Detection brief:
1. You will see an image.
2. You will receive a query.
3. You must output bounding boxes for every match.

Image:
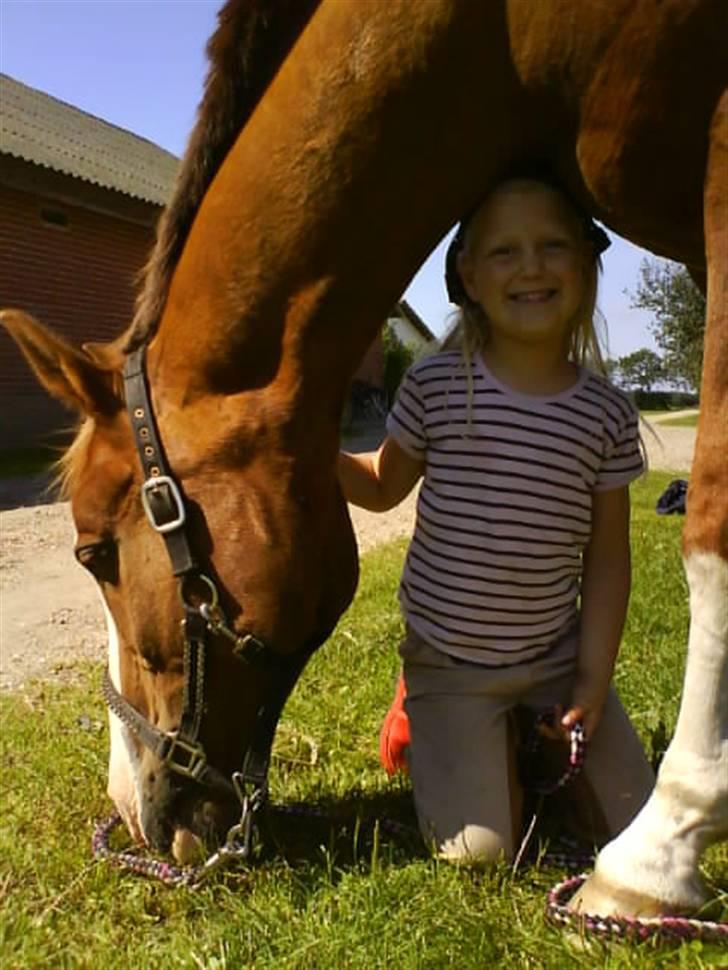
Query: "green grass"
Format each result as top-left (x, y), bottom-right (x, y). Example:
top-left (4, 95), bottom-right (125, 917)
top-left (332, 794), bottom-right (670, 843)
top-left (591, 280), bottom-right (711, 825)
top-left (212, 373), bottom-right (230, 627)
top-left (658, 414), bottom-right (700, 428)
top-left (639, 410), bottom-right (700, 429)
top-left (639, 408), bottom-right (697, 417)
top-left (1, 472), bottom-right (726, 969)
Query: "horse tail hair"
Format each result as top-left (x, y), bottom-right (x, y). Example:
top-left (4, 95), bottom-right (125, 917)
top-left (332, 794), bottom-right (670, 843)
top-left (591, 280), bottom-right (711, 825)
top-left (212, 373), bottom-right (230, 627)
top-left (125, 0), bottom-right (320, 352)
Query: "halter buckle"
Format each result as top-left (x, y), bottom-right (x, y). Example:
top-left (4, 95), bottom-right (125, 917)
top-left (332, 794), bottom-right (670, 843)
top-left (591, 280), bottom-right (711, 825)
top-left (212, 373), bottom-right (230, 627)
top-left (141, 476), bottom-right (186, 533)
top-left (162, 731), bottom-right (208, 781)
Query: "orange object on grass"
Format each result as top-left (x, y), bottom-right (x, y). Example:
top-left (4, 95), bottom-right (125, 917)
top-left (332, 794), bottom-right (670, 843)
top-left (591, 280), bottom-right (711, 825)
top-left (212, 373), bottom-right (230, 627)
top-left (379, 673), bottom-right (411, 776)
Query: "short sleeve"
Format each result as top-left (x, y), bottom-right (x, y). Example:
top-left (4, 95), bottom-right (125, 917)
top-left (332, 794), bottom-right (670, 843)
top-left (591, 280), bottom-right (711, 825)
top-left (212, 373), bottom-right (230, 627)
top-left (594, 398), bottom-right (644, 491)
top-left (386, 365), bottom-right (427, 459)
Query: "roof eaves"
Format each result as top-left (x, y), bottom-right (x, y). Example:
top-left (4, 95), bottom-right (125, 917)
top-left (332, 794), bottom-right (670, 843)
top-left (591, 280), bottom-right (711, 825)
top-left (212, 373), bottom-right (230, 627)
top-left (0, 73), bottom-right (178, 205)
top-left (396, 299), bottom-right (436, 342)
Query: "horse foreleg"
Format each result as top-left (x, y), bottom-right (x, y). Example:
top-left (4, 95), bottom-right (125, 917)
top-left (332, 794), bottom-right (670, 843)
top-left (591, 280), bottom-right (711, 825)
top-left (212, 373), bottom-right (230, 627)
top-left (571, 91), bottom-right (728, 918)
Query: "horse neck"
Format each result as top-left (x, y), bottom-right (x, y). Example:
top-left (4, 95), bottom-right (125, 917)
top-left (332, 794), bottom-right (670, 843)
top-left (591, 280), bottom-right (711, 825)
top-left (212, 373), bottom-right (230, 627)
top-left (147, 0), bottom-right (629, 414)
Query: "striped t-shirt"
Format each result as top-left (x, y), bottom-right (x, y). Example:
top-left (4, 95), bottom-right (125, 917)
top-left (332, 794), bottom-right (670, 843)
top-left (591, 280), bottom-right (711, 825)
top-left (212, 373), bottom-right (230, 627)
top-left (386, 351), bottom-right (643, 666)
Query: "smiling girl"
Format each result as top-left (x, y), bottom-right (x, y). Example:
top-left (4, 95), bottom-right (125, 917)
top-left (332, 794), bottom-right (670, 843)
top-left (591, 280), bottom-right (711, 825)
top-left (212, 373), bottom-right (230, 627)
top-left (338, 172), bottom-right (654, 864)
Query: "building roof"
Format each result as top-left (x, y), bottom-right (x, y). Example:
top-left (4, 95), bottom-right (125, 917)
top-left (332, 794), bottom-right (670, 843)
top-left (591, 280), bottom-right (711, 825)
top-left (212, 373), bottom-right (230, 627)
top-left (0, 73), bottom-right (178, 205)
top-left (395, 299), bottom-right (436, 343)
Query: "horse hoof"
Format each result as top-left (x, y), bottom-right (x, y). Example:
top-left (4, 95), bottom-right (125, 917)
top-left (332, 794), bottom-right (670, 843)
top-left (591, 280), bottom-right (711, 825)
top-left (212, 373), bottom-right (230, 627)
top-left (570, 872), bottom-right (672, 919)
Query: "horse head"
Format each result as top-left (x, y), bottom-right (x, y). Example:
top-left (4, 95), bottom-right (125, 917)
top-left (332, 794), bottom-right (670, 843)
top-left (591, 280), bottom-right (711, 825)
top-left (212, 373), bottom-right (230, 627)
top-left (1, 309), bottom-right (358, 861)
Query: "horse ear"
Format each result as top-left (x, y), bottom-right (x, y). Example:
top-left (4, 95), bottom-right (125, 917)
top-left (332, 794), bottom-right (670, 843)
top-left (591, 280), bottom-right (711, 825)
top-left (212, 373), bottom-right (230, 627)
top-left (1, 309), bottom-right (122, 417)
top-left (82, 332), bottom-right (127, 372)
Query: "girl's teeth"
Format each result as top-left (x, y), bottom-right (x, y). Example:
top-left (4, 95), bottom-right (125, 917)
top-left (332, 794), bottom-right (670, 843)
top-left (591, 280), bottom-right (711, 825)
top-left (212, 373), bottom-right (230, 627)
top-left (513, 291), bottom-right (553, 301)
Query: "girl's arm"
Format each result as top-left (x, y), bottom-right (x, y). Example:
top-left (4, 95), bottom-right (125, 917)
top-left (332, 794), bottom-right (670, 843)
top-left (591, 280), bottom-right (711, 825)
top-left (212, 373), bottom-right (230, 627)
top-left (562, 485), bottom-right (632, 740)
top-left (338, 435), bottom-right (424, 512)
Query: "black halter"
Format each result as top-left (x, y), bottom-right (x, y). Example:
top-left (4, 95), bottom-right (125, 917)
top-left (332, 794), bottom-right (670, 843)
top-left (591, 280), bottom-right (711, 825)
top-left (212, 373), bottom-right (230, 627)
top-left (102, 346), bottom-right (317, 853)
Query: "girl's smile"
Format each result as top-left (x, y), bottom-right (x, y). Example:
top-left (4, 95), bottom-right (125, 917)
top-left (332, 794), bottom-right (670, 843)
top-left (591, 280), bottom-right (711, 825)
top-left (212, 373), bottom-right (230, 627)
top-left (509, 289), bottom-right (557, 302)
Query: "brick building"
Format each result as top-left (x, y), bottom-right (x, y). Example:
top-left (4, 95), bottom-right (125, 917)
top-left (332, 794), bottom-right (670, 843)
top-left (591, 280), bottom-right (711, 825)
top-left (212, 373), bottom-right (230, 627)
top-left (0, 75), bottom-right (432, 450)
top-left (0, 74), bottom-right (179, 449)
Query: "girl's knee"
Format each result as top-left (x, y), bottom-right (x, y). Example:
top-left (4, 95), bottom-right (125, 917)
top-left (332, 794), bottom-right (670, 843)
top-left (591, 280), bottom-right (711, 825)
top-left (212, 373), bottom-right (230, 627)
top-left (435, 824), bottom-right (510, 866)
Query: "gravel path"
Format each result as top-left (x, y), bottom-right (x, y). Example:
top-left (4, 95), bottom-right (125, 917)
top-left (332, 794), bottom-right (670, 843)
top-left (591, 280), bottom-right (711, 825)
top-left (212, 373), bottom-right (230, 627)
top-left (0, 422), bottom-right (695, 691)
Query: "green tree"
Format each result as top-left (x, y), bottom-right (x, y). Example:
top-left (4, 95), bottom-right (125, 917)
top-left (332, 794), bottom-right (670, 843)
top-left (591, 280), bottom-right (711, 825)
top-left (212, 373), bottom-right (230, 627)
top-left (616, 348), bottom-right (665, 393)
top-left (629, 259), bottom-right (705, 391)
top-left (381, 323), bottom-right (414, 406)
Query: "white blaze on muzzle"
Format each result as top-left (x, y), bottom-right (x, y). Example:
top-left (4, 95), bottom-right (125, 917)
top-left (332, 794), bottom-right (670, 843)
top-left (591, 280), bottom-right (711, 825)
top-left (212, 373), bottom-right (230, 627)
top-left (99, 593), bottom-right (145, 843)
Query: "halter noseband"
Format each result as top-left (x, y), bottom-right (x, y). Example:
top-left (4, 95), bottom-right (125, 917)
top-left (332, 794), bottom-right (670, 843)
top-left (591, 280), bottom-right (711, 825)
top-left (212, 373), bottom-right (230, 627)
top-left (102, 347), bottom-right (317, 857)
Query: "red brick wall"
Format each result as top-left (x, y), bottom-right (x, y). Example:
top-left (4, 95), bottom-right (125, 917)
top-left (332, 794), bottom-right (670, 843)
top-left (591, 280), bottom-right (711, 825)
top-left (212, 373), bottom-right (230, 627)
top-left (0, 161), bottom-right (385, 450)
top-left (0, 175), bottom-right (158, 448)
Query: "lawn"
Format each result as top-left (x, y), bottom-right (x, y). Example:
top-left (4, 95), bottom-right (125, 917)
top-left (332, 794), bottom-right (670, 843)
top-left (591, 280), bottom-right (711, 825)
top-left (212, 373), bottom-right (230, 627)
top-left (1, 472), bottom-right (726, 969)
top-left (658, 414), bottom-right (700, 428)
top-left (639, 411), bottom-right (700, 429)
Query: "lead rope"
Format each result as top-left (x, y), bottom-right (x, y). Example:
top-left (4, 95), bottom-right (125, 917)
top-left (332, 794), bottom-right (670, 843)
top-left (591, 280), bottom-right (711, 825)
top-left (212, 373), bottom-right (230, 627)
top-left (92, 775), bottom-right (266, 888)
top-left (91, 718), bottom-right (728, 944)
top-left (91, 713), bottom-right (584, 886)
top-left (91, 801), bottom-right (411, 889)
top-left (546, 875), bottom-right (728, 944)
top-left (512, 716), bottom-right (589, 875)
top-left (514, 716), bottom-right (728, 944)
top-left (93, 813), bottom-right (207, 888)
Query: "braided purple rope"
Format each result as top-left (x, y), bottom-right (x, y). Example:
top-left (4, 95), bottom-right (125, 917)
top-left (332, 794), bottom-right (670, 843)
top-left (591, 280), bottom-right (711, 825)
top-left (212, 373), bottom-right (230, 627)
top-left (525, 717), bottom-right (586, 794)
top-left (93, 718), bottom-right (726, 949)
top-left (92, 717), bottom-right (587, 886)
top-left (523, 718), bottom-right (728, 944)
top-left (92, 812), bottom-right (203, 886)
top-left (94, 810), bottom-right (727, 944)
top-left (92, 802), bottom-right (412, 887)
top-left (546, 873), bottom-right (728, 944)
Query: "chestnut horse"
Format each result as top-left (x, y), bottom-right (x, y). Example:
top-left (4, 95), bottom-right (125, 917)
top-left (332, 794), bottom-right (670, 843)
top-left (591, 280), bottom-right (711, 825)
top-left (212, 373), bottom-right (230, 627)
top-left (2, 0), bottom-right (726, 919)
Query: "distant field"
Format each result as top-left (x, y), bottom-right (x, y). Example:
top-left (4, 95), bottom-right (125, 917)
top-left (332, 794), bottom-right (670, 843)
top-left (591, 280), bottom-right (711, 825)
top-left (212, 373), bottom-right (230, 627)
top-left (658, 413), bottom-right (700, 428)
top-left (640, 410), bottom-right (700, 427)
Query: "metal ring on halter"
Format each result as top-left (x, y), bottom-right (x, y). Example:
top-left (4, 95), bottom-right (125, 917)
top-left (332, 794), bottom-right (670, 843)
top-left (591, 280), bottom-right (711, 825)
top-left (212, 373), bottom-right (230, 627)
top-left (180, 573), bottom-right (219, 610)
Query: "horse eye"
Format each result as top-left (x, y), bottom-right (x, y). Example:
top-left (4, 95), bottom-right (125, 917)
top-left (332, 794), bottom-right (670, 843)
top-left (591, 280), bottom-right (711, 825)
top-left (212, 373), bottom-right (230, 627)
top-left (75, 540), bottom-right (118, 583)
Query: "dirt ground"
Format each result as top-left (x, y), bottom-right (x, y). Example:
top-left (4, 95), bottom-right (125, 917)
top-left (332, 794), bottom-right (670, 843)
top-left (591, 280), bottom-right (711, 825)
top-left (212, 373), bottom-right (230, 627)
top-left (0, 417), bottom-right (696, 692)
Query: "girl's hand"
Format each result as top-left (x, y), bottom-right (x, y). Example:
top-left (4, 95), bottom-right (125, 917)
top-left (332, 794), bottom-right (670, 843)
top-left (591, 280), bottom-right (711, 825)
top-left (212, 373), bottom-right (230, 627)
top-left (561, 702), bottom-right (602, 742)
top-left (562, 680), bottom-right (609, 741)
top-left (537, 697), bottom-right (605, 744)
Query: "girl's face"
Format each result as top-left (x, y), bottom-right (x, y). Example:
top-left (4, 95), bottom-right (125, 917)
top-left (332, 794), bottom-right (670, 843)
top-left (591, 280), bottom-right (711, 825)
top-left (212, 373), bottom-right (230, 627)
top-left (457, 180), bottom-right (590, 351)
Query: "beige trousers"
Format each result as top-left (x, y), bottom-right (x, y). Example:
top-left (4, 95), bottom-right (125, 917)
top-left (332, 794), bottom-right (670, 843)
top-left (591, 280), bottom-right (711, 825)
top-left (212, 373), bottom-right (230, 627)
top-left (399, 625), bottom-right (655, 863)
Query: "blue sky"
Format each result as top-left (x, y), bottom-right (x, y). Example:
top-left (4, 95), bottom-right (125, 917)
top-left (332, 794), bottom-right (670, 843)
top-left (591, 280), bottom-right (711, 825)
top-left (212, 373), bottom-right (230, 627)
top-left (1, 0), bottom-right (660, 357)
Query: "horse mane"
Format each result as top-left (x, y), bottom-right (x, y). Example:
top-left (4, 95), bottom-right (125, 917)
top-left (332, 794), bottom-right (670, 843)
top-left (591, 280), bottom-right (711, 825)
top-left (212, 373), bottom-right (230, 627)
top-left (54, 417), bottom-right (95, 500)
top-left (125, 0), bottom-right (320, 352)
